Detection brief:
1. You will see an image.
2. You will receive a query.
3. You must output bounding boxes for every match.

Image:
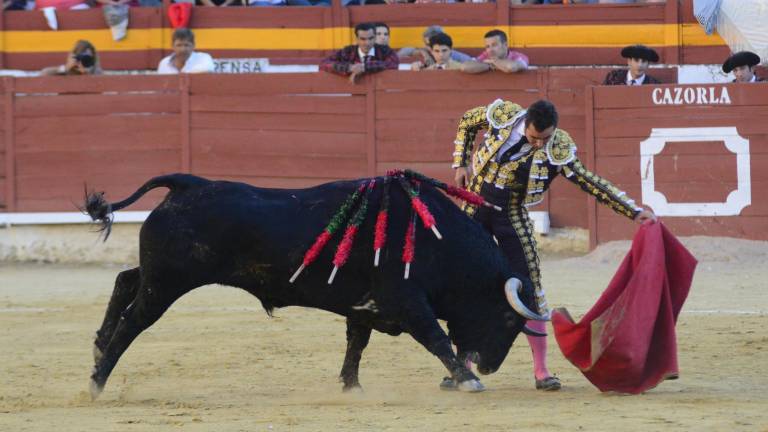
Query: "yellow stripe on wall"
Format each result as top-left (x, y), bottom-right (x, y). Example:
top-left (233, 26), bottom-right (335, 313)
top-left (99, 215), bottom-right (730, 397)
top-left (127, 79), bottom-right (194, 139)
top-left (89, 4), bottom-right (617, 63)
top-left (680, 23), bottom-right (727, 47)
top-left (0, 24), bottom-right (726, 53)
top-left (4, 29), bottom-right (167, 52)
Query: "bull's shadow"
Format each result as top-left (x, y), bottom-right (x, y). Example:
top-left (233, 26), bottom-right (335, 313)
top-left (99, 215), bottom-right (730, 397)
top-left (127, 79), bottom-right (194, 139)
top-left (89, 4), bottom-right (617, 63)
top-left (85, 172), bottom-right (545, 400)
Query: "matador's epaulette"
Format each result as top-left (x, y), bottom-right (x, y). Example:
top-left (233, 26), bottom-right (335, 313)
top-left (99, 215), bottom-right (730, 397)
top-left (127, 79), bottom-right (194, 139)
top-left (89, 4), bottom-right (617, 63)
top-left (546, 129), bottom-right (577, 166)
top-left (486, 99), bottom-right (524, 129)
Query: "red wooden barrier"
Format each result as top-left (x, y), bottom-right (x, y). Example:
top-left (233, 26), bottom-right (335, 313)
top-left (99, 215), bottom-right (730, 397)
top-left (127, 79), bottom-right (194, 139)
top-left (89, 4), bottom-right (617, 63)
top-left (0, 69), bottom-right (681, 234)
top-left (587, 83), bottom-right (768, 247)
top-left (8, 75), bottom-right (181, 211)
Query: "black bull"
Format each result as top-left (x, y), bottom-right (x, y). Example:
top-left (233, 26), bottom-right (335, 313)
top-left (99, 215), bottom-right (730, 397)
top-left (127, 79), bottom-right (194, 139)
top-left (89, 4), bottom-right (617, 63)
top-left (85, 173), bottom-right (546, 398)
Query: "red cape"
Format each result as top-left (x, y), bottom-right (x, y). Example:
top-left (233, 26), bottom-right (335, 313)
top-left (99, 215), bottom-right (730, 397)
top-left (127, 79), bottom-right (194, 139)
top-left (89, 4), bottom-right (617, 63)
top-left (551, 222), bottom-right (697, 394)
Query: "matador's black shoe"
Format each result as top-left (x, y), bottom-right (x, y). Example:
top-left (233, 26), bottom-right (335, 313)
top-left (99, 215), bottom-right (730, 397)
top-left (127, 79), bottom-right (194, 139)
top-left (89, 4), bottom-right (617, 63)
top-left (535, 375), bottom-right (562, 391)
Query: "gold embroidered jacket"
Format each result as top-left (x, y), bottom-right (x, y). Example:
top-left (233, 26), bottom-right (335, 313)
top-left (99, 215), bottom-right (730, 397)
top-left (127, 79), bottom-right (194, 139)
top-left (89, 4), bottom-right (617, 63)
top-left (452, 99), bottom-right (642, 219)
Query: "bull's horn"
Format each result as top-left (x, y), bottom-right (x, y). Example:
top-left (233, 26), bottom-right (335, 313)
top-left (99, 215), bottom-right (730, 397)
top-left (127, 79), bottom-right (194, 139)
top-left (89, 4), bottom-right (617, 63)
top-left (504, 278), bottom-right (549, 321)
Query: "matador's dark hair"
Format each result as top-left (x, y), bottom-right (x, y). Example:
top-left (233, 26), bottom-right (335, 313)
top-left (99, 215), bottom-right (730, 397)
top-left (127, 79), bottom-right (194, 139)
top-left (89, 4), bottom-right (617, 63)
top-left (525, 100), bottom-right (559, 131)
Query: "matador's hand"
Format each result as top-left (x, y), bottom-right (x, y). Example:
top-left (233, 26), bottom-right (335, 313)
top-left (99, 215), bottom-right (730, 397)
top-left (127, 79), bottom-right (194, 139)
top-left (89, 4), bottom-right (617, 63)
top-left (454, 167), bottom-right (469, 188)
top-left (634, 209), bottom-right (657, 224)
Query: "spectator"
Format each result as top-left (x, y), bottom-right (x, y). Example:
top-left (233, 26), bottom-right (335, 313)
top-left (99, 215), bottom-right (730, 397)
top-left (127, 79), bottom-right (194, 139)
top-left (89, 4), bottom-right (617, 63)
top-left (398, 25), bottom-right (472, 66)
top-left (463, 29), bottom-right (529, 74)
top-left (246, 0), bottom-right (327, 6)
top-left (320, 22), bottom-right (399, 83)
top-left (374, 22), bottom-right (390, 47)
top-left (722, 51), bottom-right (764, 83)
top-left (343, 0), bottom-right (388, 5)
top-left (411, 33), bottom-right (463, 71)
top-left (199, 0), bottom-right (241, 6)
top-left (35, 0), bottom-right (89, 9)
top-left (41, 40), bottom-right (102, 76)
top-left (157, 28), bottom-right (215, 74)
top-left (3, 0), bottom-right (27, 10)
top-left (518, 0), bottom-right (666, 3)
top-left (603, 44), bottom-right (661, 85)
top-left (94, 0), bottom-right (134, 6)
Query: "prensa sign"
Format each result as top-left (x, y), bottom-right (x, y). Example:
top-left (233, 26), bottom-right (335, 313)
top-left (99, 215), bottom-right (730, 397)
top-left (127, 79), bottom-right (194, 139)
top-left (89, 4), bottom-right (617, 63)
top-left (214, 58), bottom-right (269, 74)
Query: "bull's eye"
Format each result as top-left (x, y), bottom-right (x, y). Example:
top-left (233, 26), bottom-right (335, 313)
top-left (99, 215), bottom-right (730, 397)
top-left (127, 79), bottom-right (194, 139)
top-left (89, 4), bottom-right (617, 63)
top-left (504, 311), bottom-right (517, 328)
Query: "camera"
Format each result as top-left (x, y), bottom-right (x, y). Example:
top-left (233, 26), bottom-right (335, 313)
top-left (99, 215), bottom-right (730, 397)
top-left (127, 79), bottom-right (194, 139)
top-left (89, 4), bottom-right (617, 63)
top-left (74, 53), bottom-right (95, 68)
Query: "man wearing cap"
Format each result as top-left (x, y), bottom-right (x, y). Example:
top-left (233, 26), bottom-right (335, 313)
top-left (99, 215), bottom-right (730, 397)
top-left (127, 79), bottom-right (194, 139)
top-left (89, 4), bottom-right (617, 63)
top-left (603, 44), bottom-right (661, 86)
top-left (722, 51), bottom-right (764, 83)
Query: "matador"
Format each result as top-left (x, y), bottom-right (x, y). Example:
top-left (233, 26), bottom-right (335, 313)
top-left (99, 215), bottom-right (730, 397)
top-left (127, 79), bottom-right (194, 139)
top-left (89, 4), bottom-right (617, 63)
top-left (451, 99), bottom-right (656, 391)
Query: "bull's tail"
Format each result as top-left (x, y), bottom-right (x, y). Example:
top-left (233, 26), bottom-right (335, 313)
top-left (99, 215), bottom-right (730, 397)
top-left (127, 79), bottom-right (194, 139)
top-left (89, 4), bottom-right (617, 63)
top-left (83, 174), bottom-right (202, 240)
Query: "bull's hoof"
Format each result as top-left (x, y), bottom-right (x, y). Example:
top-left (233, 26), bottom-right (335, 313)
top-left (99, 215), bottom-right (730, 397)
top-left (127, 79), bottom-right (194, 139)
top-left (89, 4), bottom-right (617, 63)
top-left (93, 344), bottom-right (103, 364)
top-left (89, 378), bottom-right (104, 401)
top-left (342, 384), bottom-right (363, 393)
top-left (439, 376), bottom-right (458, 391)
top-left (457, 379), bottom-right (485, 393)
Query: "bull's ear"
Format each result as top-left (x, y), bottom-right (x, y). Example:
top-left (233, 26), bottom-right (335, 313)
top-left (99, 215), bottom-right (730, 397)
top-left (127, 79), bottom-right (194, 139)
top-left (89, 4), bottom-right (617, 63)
top-left (504, 278), bottom-right (549, 321)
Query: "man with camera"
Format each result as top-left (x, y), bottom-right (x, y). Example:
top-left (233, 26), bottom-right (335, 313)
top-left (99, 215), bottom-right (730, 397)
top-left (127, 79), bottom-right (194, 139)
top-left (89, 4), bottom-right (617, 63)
top-left (41, 40), bottom-right (101, 76)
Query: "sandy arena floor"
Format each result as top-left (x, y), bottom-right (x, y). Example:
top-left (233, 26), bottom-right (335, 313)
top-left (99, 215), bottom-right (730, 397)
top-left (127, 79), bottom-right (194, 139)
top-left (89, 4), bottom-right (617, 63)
top-left (1, 237), bottom-right (767, 431)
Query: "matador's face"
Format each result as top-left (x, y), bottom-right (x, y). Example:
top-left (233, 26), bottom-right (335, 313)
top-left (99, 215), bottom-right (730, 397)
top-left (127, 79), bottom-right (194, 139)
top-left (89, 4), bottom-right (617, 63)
top-left (524, 124), bottom-right (555, 150)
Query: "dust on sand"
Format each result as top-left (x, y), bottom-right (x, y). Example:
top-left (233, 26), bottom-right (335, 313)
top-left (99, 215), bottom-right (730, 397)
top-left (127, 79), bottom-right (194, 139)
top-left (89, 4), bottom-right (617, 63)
top-left (1, 237), bottom-right (766, 431)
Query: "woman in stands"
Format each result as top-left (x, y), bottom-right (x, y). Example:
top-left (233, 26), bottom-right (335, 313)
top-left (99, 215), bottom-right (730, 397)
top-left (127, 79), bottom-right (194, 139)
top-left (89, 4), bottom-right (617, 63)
top-left (41, 40), bottom-right (103, 76)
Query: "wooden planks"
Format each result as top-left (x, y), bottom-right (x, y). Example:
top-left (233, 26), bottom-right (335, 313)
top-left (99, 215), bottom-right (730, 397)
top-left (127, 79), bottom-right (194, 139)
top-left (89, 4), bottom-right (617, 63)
top-left (590, 83), bottom-right (768, 245)
top-left (8, 75), bottom-right (181, 211)
top-left (190, 74), bottom-right (369, 182)
top-left (10, 70), bottom-right (762, 244)
top-left (188, 6), bottom-right (329, 29)
top-left (349, 3), bottom-right (497, 27)
top-left (511, 2), bottom-right (666, 26)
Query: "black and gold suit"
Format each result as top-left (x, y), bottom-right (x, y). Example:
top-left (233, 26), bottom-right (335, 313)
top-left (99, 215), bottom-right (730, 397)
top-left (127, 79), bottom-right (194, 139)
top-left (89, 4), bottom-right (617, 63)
top-left (452, 99), bottom-right (643, 315)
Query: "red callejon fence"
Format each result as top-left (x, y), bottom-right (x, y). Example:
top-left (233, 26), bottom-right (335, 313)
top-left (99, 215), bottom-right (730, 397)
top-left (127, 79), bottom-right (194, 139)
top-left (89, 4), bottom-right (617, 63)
top-left (1, 68), bottom-right (690, 246)
top-left (586, 83), bottom-right (768, 247)
top-left (2, 75), bottom-right (182, 211)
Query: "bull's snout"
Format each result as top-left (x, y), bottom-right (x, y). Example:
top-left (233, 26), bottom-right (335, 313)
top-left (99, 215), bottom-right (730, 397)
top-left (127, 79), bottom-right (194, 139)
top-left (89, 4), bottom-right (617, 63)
top-left (471, 353), bottom-right (499, 375)
top-left (477, 364), bottom-right (498, 375)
